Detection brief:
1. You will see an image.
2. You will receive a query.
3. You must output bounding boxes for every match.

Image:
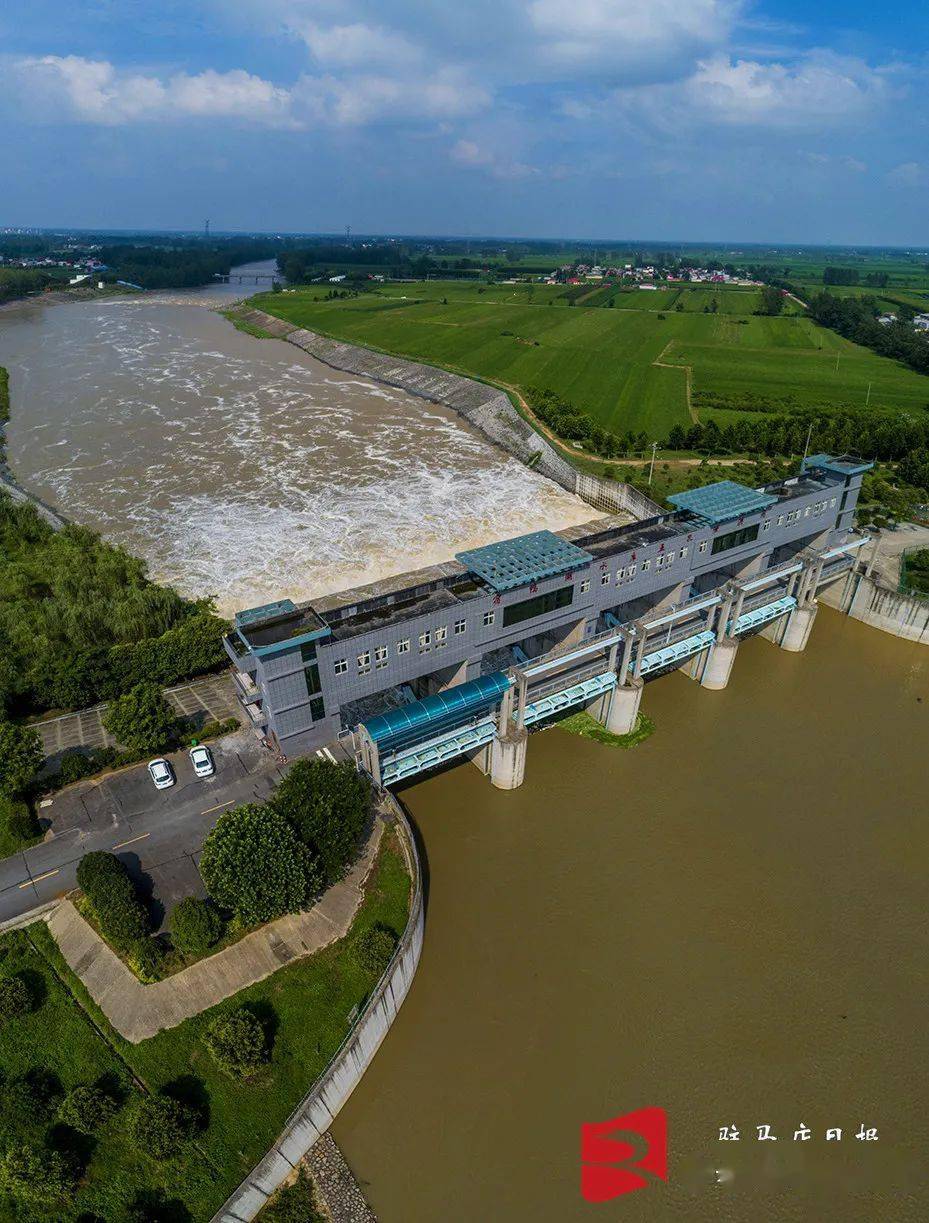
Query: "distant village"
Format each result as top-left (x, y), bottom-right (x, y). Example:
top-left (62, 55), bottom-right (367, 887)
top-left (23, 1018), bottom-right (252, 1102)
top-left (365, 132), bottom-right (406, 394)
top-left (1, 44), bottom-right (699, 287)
top-left (533, 262), bottom-right (761, 288)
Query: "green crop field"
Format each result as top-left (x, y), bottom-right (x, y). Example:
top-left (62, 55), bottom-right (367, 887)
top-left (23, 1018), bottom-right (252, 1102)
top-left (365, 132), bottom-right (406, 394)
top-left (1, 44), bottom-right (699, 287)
top-left (257, 281), bottom-right (929, 443)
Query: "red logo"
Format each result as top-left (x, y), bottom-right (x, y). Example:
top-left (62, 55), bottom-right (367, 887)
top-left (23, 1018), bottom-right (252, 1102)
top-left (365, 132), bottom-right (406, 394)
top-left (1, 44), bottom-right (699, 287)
top-left (580, 1107), bottom-right (668, 1201)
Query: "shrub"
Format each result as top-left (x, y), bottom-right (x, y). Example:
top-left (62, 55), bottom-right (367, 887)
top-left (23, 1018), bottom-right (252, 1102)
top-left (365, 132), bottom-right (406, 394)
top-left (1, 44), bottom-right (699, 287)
top-left (263, 1170), bottom-right (325, 1222)
top-left (204, 1006), bottom-right (269, 1078)
top-left (102, 682), bottom-right (178, 753)
top-left (3, 796), bottom-right (38, 843)
top-left (106, 612), bottom-right (228, 696)
top-left (127, 1094), bottom-right (197, 1160)
top-left (200, 804), bottom-right (315, 926)
top-left (128, 936), bottom-right (164, 982)
top-left (0, 721), bottom-right (43, 796)
top-left (4, 1069), bottom-right (62, 1134)
top-left (0, 973), bottom-right (33, 1025)
top-left (272, 759), bottom-right (370, 886)
top-left (170, 896), bottom-right (223, 958)
top-left (354, 923), bottom-right (399, 976)
top-left (0, 1142), bottom-right (73, 1207)
top-left (58, 1084), bottom-right (118, 1134)
top-left (76, 851), bottom-right (150, 949)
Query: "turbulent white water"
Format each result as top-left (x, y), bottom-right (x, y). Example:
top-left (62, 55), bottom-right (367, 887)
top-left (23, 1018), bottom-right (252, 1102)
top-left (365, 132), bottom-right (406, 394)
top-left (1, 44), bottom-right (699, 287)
top-left (0, 267), bottom-right (596, 614)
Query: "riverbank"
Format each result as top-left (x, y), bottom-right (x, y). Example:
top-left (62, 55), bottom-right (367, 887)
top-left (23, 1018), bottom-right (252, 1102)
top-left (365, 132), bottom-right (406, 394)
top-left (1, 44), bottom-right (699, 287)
top-left (819, 523), bottom-right (929, 643)
top-left (228, 304), bottom-right (661, 523)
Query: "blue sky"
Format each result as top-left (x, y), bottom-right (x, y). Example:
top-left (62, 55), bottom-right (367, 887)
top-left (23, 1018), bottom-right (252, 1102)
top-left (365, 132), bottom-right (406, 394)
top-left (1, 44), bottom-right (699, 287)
top-left (1, 1), bottom-right (927, 243)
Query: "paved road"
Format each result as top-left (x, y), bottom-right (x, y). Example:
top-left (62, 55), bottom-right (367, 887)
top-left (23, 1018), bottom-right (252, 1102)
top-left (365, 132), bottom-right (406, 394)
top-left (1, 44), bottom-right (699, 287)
top-left (32, 674), bottom-right (240, 758)
top-left (0, 729), bottom-right (284, 929)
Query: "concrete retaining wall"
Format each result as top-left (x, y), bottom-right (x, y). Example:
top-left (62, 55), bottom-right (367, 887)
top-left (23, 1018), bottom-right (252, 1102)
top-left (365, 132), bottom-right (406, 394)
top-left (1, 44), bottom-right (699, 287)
top-left (213, 794), bottom-right (424, 1223)
top-left (233, 307), bottom-right (663, 523)
top-left (820, 565), bottom-right (929, 643)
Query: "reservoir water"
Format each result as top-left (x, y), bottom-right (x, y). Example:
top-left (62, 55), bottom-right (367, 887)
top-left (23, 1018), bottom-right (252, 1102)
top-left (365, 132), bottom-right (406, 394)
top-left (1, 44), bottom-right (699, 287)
top-left (0, 263), bottom-right (595, 615)
top-left (334, 610), bottom-right (928, 1223)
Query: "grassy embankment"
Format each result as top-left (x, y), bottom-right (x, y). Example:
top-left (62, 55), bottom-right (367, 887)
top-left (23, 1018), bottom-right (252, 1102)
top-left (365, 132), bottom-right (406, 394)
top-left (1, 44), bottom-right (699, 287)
top-left (253, 282), bottom-right (929, 455)
top-left (555, 709), bottom-right (655, 749)
top-left (0, 833), bottom-right (411, 1222)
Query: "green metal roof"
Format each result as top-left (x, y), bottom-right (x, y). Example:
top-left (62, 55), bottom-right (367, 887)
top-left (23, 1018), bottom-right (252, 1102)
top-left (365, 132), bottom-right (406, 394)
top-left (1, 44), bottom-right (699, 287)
top-left (235, 599), bottom-right (297, 628)
top-left (456, 530), bottom-right (592, 592)
top-left (802, 453), bottom-right (874, 477)
top-left (667, 480), bottom-right (778, 525)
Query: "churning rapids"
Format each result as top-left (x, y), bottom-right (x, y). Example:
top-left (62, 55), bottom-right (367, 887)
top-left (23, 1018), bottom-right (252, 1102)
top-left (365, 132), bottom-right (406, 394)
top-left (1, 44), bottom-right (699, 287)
top-left (0, 263), bottom-right (596, 614)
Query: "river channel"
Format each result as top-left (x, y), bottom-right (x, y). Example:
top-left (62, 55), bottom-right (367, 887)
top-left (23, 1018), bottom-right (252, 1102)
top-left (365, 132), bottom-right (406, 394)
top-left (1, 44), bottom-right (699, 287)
top-left (0, 262), bottom-right (594, 615)
top-left (334, 609), bottom-right (928, 1222)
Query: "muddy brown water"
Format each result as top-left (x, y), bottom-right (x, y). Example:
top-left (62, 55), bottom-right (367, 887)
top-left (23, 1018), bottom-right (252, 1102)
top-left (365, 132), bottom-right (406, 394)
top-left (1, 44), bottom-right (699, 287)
top-left (0, 263), bottom-right (595, 615)
top-left (333, 609), bottom-right (929, 1222)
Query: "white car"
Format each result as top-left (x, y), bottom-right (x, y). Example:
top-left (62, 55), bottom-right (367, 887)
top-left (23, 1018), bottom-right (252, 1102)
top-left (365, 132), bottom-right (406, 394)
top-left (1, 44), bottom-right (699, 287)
top-left (189, 745), bottom-right (215, 778)
top-left (148, 758), bottom-right (176, 790)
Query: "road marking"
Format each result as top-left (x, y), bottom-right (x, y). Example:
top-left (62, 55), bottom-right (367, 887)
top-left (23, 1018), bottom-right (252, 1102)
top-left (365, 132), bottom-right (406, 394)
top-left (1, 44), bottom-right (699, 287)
top-left (316, 749), bottom-right (325, 758)
top-left (19, 869), bottom-right (59, 889)
top-left (323, 747), bottom-right (337, 764)
top-left (112, 832), bottom-right (150, 851)
top-left (201, 799), bottom-right (235, 816)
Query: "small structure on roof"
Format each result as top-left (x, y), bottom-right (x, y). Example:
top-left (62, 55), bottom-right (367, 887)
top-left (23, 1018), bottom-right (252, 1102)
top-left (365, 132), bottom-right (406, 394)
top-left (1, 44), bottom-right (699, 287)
top-left (667, 480), bottom-right (779, 525)
top-left (801, 454), bottom-right (873, 478)
top-left (456, 530), bottom-right (592, 593)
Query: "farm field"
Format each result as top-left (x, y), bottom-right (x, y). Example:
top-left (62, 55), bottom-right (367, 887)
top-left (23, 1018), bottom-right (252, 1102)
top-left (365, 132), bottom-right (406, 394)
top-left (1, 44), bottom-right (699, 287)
top-left (256, 282), bottom-right (929, 442)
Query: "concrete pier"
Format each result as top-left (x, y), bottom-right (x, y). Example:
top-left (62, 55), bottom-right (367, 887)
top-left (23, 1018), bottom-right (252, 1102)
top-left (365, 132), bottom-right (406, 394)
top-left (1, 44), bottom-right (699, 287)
top-left (762, 604), bottom-right (818, 652)
top-left (601, 680), bottom-right (643, 735)
top-left (687, 638), bottom-right (739, 689)
top-left (490, 728), bottom-right (528, 790)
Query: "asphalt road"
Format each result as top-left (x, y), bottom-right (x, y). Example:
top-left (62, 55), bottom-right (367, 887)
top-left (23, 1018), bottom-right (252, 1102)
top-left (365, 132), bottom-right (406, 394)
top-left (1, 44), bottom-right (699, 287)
top-left (0, 730), bottom-right (285, 929)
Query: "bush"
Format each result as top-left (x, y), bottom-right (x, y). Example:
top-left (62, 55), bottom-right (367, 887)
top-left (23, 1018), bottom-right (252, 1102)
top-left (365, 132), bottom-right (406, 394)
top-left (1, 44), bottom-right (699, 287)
top-left (263, 1169), bottom-right (325, 1222)
top-left (2, 796), bottom-right (38, 843)
top-left (204, 1006), bottom-right (269, 1078)
top-left (0, 721), bottom-right (43, 796)
top-left (58, 1084), bottom-right (118, 1134)
top-left (272, 759), bottom-right (370, 887)
top-left (4, 1069), bottom-right (62, 1134)
top-left (102, 682), bottom-right (178, 754)
top-left (170, 897), bottom-right (223, 958)
top-left (200, 804), bottom-right (315, 926)
top-left (128, 936), bottom-right (164, 982)
top-left (76, 851), bottom-right (150, 949)
top-left (0, 1142), bottom-right (73, 1207)
top-left (127, 1094), bottom-right (197, 1160)
top-left (354, 923), bottom-right (399, 976)
top-left (0, 973), bottom-right (33, 1025)
top-left (106, 613), bottom-right (228, 696)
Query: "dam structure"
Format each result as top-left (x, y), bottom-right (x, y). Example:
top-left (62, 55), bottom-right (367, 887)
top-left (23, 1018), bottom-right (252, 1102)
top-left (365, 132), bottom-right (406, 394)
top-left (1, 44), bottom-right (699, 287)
top-left (224, 455), bottom-right (871, 790)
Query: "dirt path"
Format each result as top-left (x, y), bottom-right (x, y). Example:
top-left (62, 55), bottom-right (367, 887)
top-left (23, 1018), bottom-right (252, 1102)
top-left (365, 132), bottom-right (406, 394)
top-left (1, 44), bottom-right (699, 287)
top-left (652, 339), bottom-right (695, 423)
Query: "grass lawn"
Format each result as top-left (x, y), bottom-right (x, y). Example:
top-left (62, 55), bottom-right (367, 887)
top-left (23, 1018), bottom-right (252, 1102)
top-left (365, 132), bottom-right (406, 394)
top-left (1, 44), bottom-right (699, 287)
top-left (2, 832), bottom-right (412, 1222)
top-left (254, 282), bottom-right (929, 443)
top-left (553, 709), bottom-right (655, 748)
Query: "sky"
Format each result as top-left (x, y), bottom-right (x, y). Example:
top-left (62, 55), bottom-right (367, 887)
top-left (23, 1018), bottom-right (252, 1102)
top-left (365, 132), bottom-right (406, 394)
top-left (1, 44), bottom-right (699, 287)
top-left (1, 1), bottom-right (927, 244)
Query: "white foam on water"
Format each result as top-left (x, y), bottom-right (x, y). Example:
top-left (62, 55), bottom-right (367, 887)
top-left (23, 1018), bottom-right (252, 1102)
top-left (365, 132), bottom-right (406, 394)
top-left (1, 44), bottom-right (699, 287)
top-left (0, 293), bottom-right (599, 615)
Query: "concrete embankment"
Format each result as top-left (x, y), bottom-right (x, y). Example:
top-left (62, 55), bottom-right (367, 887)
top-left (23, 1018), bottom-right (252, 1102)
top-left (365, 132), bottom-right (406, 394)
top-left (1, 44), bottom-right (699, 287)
top-left (819, 525), bottom-right (929, 644)
top-left (213, 794), bottom-right (424, 1223)
top-left (0, 365), bottom-right (68, 529)
top-left (230, 305), bottom-right (662, 523)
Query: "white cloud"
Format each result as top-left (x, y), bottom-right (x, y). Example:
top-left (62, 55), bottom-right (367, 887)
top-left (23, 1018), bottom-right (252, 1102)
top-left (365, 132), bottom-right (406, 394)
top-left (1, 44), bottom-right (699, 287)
top-left (294, 67), bottom-right (490, 126)
top-left (887, 161), bottom-right (923, 186)
top-left (683, 53), bottom-right (894, 129)
top-left (10, 56), bottom-right (294, 126)
top-left (294, 21), bottom-right (421, 68)
top-left (450, 138), bottom-right (538, 179)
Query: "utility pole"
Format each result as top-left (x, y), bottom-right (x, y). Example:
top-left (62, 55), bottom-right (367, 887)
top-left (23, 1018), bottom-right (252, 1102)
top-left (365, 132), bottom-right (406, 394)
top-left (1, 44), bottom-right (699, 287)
top-left (648, 440), bottom-right (658, 486)
top-left (865, 381), bottom-right (872, 406)
top-left (834, 352), bottom-right (840, 374)
top-left (802, 421), bottom-right (814, 462)
top-left (204, 219), bottom-right (210, 239)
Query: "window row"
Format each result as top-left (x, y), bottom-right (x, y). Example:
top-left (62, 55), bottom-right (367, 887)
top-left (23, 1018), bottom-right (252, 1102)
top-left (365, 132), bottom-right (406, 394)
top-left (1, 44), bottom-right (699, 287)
top-left (333, 617), bottom-right (473, 675)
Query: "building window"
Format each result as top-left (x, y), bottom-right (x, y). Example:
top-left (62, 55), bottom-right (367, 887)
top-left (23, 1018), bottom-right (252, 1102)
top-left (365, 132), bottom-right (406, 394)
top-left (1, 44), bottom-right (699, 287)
top-left (666, 553), bottom-right (674, 566)
top-left (375, 645), bottom-right (389, 669)
top-left (580, 579), bottom-right (590, 593)
top-left (304, 663), bottom-right (321, 697)
top-left (502, 585), bottom-right (574, 628)
top-left (643, 559), bottom-right (651, 571)
top-left (454, 619), bottom-right (466, 635)
top-left (482, 610), bottom-right (495, 627)
top-left (777, 515), bottom-right (785, 526)
top-left (309, 697), bottom-right (325, 723)
top-left (333, 658), bottom-right (347, 675)
top-left (711, 524), bottom-right (760, 555)
top-left (397, 638), bottom-right (410, 654)
top-left (628, 564), bottom-right (637, 577)
top-left (656, 556), bottom-right (664, 570)
top-left (698, 541), bottom-right (708, 554)
top-left (680, 547), bottom-right (687, 558)
top-left (435, 626), bottom-right (448, 648)
top-left (300, 641), bottom-right (317, 663)
top-left (804, 506), bottom-right (811, 516)
top-left (419, 631), bottom-right (431, 653)
top-left (601, 572), bottom-right (611, 585)
top-left (357, 651), bottom-right (371, 676)
top-left (830, 497), bottom-right (837, 508)
top-left (617, 567), bottom-right (625, 582)
top-left (762, 520), bottom-right (771, 531)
